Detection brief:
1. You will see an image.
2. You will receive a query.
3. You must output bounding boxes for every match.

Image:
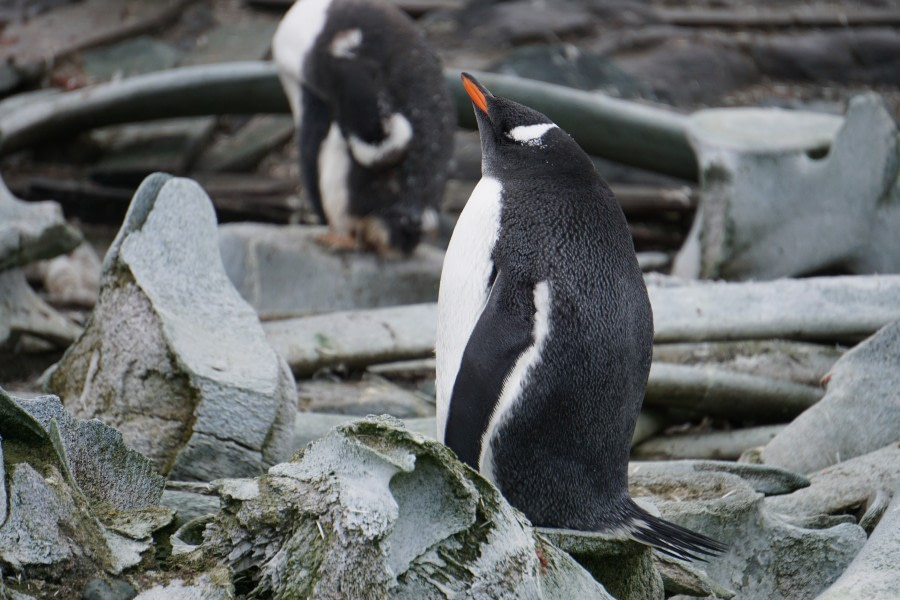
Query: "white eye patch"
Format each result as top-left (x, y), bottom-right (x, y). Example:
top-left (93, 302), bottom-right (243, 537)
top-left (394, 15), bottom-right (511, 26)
top-left (506, 123), bottom-right (557, 146)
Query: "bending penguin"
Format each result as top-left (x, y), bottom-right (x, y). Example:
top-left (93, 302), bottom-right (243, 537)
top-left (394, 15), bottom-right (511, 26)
top-left (435, 73), bottom-right (726, 561)
top-left (272, 0), bottom-right (454, 255)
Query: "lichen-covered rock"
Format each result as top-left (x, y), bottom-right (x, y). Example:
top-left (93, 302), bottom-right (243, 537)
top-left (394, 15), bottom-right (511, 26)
top-left (174, 416), bottom-right (614, 599)
top-left (0, 387), bottom-right (172, 593)
top-left (45, 173), bottom-right (297, 481)
top-left (760, 322), bottom-right (900, 474)
top-left (628, 461), bottom-right (866, 600)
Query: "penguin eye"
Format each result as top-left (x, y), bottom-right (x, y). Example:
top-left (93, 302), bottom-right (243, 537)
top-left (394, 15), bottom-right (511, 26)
top-left (505, 123), bottom-right (557, 147)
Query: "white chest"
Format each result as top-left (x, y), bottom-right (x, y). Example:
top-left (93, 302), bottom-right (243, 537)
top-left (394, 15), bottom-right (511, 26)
top-left (435, 177), bottom-right (503, 442)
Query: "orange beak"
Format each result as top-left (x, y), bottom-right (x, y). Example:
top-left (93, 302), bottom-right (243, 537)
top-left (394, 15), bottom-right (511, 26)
top-left (461, 72), bottom-right (488, 115)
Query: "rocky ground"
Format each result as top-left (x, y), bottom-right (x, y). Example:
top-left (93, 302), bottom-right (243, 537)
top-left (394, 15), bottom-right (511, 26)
top-left (0, 0), bottom-right (899, 598)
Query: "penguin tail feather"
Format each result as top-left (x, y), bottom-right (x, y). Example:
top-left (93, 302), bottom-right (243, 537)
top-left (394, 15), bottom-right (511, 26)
top-left (622, 500), bottom-right (727, 562)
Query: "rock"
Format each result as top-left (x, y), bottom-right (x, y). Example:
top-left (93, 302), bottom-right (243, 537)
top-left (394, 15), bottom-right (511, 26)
top-left (264, 303), bottom-right (437, 376)
top-left (539, 528), bottom-right (664, 600)
top-left (633, 424), bottom-right (786, 461)
top-left (629, 463), bottom-right (866, 600)
top-left (178, 20), bottom-right (279, 67)
top-left (0, 0), bottom-right (191, 88)
top-left (291, 412), bottom-right (437, 449)
top-left (0, 268), bottom-right (83, 350)
top-left (133, 568), bottom-right (235, 600)
top-left (193, 115), bottom-right (295, 173)
top-left (765, 443), bottom-right (900, 520)
top-left (82, 578), bottom-right (138, 600)
top-left (630, 460), bottom-right (809, 497)
top-left (46, 173), bottom-right (297, 481)
top-left (491, 43), bottom-right (649, 97)
top-left (160, 487), bottom-right (221, 528)
top-left (173, 416), bottom-right (614, 598)
top-left (760, 322), bottom-right (900, 474)
top-left (645, 362), bottom-right (823, 421)
top-left (615, 37), bottom-right (760, 106)
top-left (0, 387), bottom-right (172, 586)
top-left (647, 273), bottom-right (900, 343)
top-left (298, 373), bottom-right (435, 418)
top-left (673, 94), bottom-right (900, 280)
top-left (220, 224), bottom-right (443, 320)
top-left (80, 36), bottom-right (182, 81)
top-left (651, 340), bottom-right (843, 387)
top-left (0, 174), bottom-right (82, 271)
top-left (462, 1), bottom-right (595, 45)
top-left (32, 241), bottom-right (102, 307)
top-left (815, 486), bottom-right (900, 600)
top-left (89, 117), bottom-right (217, 185)
top-left (654, 553), bottom-right (735, 599)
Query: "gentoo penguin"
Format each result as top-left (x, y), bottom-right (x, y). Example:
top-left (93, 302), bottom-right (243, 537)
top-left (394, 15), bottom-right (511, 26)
top-left (272, 0), bottom-right (454, 255)
top-left (435, 73), bottom-right (725, 561)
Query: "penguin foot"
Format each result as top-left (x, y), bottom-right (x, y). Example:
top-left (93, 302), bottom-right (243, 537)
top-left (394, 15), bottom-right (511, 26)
top-left (314, 231), bottom-right (359, 253)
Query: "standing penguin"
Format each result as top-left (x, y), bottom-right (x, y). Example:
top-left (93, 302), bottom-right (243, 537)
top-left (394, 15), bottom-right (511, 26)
top-left (436, 73), bottom-right (725, 561)
top-left (272, 0), bottom-right (454, 255)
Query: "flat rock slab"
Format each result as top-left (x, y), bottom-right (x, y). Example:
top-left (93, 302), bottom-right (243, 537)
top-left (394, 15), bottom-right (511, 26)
top-left (220, 224), bottom-right (444, 319)
top-left (173, 416), bottom-right (613, 598)
top-left (46, 173), bottom-right (297, 481)
top-left (0, 175), bottom-right (82, 272)
top-left (674, 94), bottom-right (900, 280)
top-left (761, 322), bottom-right (900, 474)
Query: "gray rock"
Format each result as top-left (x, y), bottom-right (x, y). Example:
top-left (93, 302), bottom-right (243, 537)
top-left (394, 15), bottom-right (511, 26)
top-left (193, 115), bottom-right (294, 173)
top-left (647, 273), bottom-right (900, 343)
top-left (651, 340), bottom-right (843, 387)
top-left (673, 94), bottom-right (900, 280)
top-left (633, 424), bottom-right (786, 461)
top-left (815, 486), bottom-right (900, 600)
top-left (761, 322), bottom-right (900, 474)
top-left (14, 394), bottom-right (164, 511)
top-left (630, 460), bottom-right (809, 497)
top-left (265, 303), bottom-right (437, 376)
top-left (0, 174), bottom-right (82, 272)
top-left (463, 1), bottom-right (595, 45)
top-left (80, 36), bottom-right (182, 81)
top-left (629, 465), bottom-right (866, 600)
top-left (291, 412), bottom-right (437, 449)
top-left (82, 578), bottom-right (138, 600)
top-left (538, 528), bottom-right (664, 600)
top-left (0, 268), bottom-right (83, 350)
top-left (175, 416), bottom-right (613, 599)
top-left (133, 568), bottom-right (235, 600)
top-left (89, 117), bottom-right (217, 183)
top-left (31, 242), bottom-right (101, 308)
top-left (46, 173), bottom-right (297, 481)
top-left (298, 374), bottom-right (435, 418)
top-left (765, 443), bottom-right (900, 520)
top-left (220, 224), bottom-right (443, 320)
top-left (161, 488), bottom-right (222, 527)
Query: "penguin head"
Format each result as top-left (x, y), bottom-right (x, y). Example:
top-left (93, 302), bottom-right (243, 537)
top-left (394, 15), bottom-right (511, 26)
top-left (461, 72), bottom-right (593, 179)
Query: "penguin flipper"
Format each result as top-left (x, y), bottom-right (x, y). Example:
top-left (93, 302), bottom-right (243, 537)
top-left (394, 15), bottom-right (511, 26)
top-left (299, 87), bottom-right (332, 223)
top-left (332, 59), bottom-right (412, 169)
top-left (444, 269), bottom-right (535, 470)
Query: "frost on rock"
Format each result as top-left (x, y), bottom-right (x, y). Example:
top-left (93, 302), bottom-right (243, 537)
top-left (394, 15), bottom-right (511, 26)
top-left (45, 173), bottom-right (297, 481)
top-left (175, 416), bottom-right (614, 599)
